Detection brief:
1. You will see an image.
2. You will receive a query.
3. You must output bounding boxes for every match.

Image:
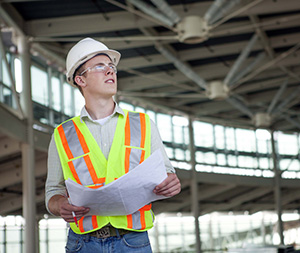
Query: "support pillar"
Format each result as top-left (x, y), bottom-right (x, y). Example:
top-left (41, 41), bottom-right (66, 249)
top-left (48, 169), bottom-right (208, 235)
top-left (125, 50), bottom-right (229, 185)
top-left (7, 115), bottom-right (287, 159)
top-left (188, 116), bottom-right (201, 253)
top-left (270, 130), bottom-right (284, 245)
top-left (18, 34), bottom-right (37, 253)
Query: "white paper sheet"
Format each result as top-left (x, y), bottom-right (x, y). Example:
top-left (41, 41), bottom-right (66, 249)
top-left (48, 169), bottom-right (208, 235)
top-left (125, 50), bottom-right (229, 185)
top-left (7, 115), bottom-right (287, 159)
top-left (65, 150), bottom-right (169, 216)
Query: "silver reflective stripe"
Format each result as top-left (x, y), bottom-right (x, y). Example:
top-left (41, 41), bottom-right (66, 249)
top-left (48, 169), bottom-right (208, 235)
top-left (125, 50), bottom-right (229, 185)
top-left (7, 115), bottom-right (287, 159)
top-left (62, 120), bottom-right (84, 158)
top-left (128, 148), bottom-right (142, 172)
top-left (131, 211), bottom-right (142, 230)
top-left (71, 156), bottom-right (94, 186)
top-left (82, 216), bottom-right (93, 231)
top-left (128, 112), bottom-right (141, 147)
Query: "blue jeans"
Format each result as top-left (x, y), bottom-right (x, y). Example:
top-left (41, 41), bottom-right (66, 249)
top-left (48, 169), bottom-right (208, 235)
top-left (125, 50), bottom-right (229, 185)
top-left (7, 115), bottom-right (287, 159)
top-left (65, 229), bottom-right (152, 253)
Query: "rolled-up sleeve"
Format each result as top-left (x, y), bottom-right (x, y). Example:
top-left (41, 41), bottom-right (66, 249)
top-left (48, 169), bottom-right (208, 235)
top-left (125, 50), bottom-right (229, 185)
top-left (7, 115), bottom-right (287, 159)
top-left (45, 134), bottom-right (67, 215)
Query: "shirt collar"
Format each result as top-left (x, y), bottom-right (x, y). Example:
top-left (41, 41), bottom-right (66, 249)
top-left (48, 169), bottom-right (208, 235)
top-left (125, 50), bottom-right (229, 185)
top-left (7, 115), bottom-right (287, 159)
top-left (80, 101), bottom-right (125, 123)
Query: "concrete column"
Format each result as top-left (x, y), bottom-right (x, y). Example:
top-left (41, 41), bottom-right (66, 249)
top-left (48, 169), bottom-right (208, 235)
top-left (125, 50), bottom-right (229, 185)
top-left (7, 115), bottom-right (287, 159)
top-left (18, 34), bottom-right (37, 253)
top-left (59, 73), bottom-right (65, 121)
top-left (154, 220), bottom-right (160, 253)
top-left (270, 130), bottom-right (284, 245)
top-left (47, 67), bottom-right (54, 126)
top-left (188, 116), bottom-right (201, 253)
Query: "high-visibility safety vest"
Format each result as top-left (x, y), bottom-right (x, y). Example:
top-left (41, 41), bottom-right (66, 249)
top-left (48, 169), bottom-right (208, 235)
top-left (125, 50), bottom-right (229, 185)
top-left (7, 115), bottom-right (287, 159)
top-left (54, 110), bottom-right (154, 234)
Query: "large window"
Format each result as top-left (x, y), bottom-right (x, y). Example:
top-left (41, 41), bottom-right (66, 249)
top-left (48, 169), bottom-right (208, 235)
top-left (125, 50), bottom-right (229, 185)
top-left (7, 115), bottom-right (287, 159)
top-left (193, 121), bottom-right (213, 148)
top-left (31, 65), bottom-right (48, 106)
top-left (157, 113), bottom-right (172, 142)
top-left (63, 82), bottom-right (73, 116)
top-left (51, 76), bottom-right (61, 111)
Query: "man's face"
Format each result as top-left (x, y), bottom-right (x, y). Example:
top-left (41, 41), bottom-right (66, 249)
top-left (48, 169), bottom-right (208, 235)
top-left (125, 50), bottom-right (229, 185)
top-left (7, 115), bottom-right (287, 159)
top-left (79, 54), bottom-right (117, 99)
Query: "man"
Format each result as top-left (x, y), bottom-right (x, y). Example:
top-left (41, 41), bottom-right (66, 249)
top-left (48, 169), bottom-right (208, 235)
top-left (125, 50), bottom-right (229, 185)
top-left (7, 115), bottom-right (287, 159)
top-left (45, 38), bottom-right (181, 252)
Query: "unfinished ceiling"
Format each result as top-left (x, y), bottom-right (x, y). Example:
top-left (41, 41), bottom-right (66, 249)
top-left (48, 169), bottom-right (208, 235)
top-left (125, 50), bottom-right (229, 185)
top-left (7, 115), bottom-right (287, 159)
top-left (1, 0), bottom-right (300, 130)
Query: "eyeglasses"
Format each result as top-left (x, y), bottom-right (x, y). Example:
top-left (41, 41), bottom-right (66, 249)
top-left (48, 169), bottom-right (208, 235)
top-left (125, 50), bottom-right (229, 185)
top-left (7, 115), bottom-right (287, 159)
top-left (80, 63), bottom-right (117, 76)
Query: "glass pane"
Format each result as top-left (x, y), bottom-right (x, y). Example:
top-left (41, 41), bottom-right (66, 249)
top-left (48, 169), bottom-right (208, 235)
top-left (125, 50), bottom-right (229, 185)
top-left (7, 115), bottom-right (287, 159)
top-left (63, 83), bottom-right (72, 116)
top-left (51, 76), bottom-right (61, 111)
top-left (2, 54), bottom-right (11, 86)
top-left (3, 87), bottom-right (12, 106)
top-left (216, 153), bottom-right (226, 166)
top-left (259, 157), bottom-right (270, 169)
top-left (204, 152), bottom-right (216, 164)
top-left (277, 132), bottom-right (298, 155)
top-left (157, 113), bottom-right (172, 142)
top-left (225, 127), bottom-right (235, 151)
top-left (175, 148), bottom-right (185, 160)
top-left (31, 65), bottom-right (48, 106)
top-left (14, 58), bottom-right (22, 93)
top-left (228, 154), bottom-right (237, 167)
top-left (215, 125), bottom-right (225, 149)
top-left (193, 121), bottom-right (213, 147)
top-left (173, 125), bottom-right (183, 144)
top-left (236, 129), bottom-right (256, 152)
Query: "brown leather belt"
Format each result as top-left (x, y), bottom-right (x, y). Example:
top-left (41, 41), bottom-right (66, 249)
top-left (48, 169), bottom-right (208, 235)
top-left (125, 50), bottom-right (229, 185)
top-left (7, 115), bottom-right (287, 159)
top-left (88, 226), bottom-right (131, 239)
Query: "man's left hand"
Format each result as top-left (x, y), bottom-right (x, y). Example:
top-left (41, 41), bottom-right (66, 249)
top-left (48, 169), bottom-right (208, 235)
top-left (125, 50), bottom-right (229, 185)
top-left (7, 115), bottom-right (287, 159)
top-left (153, 173), bottom-right (181, 197)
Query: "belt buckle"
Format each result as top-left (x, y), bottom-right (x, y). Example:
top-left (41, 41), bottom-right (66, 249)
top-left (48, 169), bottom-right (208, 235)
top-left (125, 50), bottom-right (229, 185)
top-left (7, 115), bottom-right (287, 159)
top-left (96, 227), bottom-right (111, 239)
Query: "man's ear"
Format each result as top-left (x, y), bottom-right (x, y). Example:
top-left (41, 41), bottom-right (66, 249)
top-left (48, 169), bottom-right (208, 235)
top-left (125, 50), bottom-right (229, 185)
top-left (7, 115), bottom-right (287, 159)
top-left (74, 75), bottom-right (87, 88)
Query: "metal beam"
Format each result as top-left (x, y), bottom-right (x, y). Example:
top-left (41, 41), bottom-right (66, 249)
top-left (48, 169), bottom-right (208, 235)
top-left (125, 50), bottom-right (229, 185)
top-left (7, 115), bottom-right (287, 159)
top-left (176, 170), bottom-right (300, 188)
top-left (202, 188), bottom-right (271, 214)
top-left (229, 52), bottom-right (265, 87)
top-left (127, 0), bottom-right (175, 27)
top-left (267, 80), bottom-right (288, 114)
top-left (18, 34), bottom-right (37, 253)
top-left (0, 158), bottom-right (47, 189)
top-left (150, 0), bottom-right (181, 24)
top-left (0, 193), bottom-right (44, 215)
top-left (231, 42), bottom-right (300, 89)
top-left (0, 136), bottom-right (20, 158)
top-left (272, 86), bottom-right (300, 115)
top-left (224, 34), bottom-right (258, 86)
top-left (0, 32), bottom-right (24, 118)
top-left (155, 44), bottom-right (207, 89)
top-left (209, 0), bottom-right (241, 26)
top-left (204, 0), bottom-right (226, 25)
top-left (226, 96), bottom-right (253, 118)
top-left (188, 116), bottom-right (202, 253)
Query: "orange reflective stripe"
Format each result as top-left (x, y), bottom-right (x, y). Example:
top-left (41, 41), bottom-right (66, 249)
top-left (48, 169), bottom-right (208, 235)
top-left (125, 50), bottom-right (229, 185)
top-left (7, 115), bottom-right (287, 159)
top-left (68, 161), bottom-right (82, 184)
top-left (127, 214), bottom-right (133, 229)
top-left (140, 211), bottom-right (146, 230)
top-left (125, 113), bottom-right (130, 146)
top-left (139, 204), bottom-right (152, 212)
top-left (88, 177), bottom-right (106, 188)
top-left (89, 184), bottom-right (104, 189)
top-left (125, 148), bottom-right (131, 174)
top-left (74, 121), bottom-right (89, 154)
top-left (79, 218), bottom-right (85, 233)
top-left (139, 150), bottom-right (145, 164)
top-left (95, 177), bottom-right (106, 184)
top-left (92, 216), bottom-right (98, 229)
top-left (140, 113), bottom-right (146, 148)
top-left (139, 204), bottom-right (152, 230)
top-left (58, 125), bottom-right (73, 159)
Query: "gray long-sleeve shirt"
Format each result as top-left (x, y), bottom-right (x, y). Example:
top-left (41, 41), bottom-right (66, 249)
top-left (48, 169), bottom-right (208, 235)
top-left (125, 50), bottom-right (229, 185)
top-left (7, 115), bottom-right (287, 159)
top-left (45, 103), bottom-right (175, 214)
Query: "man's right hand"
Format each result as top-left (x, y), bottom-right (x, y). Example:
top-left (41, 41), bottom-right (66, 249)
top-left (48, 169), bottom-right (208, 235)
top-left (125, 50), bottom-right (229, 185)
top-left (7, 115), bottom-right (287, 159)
top-left (48, 195), bottom-right (90, 223)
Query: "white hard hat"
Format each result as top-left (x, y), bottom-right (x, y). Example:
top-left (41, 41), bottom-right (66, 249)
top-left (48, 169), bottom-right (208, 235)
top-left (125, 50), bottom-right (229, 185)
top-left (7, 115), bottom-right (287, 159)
top-left (66, 37), bottom-right (121, 86)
